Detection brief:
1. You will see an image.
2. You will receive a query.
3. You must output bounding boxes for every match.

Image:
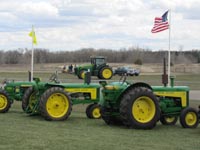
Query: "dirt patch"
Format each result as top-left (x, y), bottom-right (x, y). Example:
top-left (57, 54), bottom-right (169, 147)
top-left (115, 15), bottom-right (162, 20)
top-left (0, 63), bottom-right (200, 74)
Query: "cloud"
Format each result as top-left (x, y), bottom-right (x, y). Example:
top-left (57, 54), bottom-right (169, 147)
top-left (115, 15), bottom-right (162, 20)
top-left (0, 0), bottom-right (200, 51)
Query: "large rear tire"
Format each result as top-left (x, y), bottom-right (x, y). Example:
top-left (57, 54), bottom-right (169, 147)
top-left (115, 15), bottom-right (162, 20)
top-left (0, 90), bottom-right (11, 113)
top-left (180, 107), bottom-right (199, 128)
top-left (39, 87), bottom-right (72, 121)
top-left (99, 67), bottom-right (113, 79)
top-left (120, 87), bottom-right (160, 129)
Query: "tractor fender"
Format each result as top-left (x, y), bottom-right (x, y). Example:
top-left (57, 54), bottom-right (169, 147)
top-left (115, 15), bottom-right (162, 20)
top-left (128, 82), bottom-right (152, 91)
top-left (117, 82), bottom-right (152, 103)
top-left (45, 83), bottom-right (65, 89)
top-left (97, 65), bottom-right (110, 72)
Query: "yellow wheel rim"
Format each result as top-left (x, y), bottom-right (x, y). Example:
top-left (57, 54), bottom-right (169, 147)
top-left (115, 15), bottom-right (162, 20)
top-left (132, 96), bottom-right (156, 123)
top-left (165, 116), bottom-right (176, 123)
top-left (81, 71), bottom-right (85, 79)
top-left (46, 93), bottom-right (69, 118)
top-left (102, 69), bottom-right (112, 79)
top-left (92, 107), bottom-right (101, 119)
top-left (185, 112), bottom-right (197, 126)
top-left (0, 94), bottom-right (8, 110)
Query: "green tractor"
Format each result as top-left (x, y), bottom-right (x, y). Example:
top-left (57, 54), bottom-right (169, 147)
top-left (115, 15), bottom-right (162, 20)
top-left (22, 77), bottom-right (102, 120)
top-left (99, 62), bottom-right (200, 129)
top-left (74, 56), bottom-right (113, 80)
top-left (0, 73), bottom-right (61, 113)
top-left (0, 73), bottom-right (102, 120)
top-left (0, 80), bottom-right (35, 113)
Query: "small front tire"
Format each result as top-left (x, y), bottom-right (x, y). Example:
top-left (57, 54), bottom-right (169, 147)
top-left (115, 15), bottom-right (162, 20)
top-left (101, 107), bottom-right (123, 125)
top-left (86, 103), bottom-right (101, 119)
top-left (160, 115), bottom-right (178, 125)
top-left (180, 107), bottom-right (199, 128)
top-left (78, 70), bottom-right (85, 79)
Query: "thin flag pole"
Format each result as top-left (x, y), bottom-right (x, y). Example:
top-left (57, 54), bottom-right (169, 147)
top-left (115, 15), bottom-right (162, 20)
top-left (31, 25), bottom-right (34, 82)
top-left (168, 10), bottom-right (171, 86)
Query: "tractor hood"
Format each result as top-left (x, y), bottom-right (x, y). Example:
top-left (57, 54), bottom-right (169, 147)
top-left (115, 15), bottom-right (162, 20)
top-left (74, 64), bottom-right (94, 75)
top-left (4, 81), bottom-right (35, 92)
top-left (76, 64), bottom-right (94, 70)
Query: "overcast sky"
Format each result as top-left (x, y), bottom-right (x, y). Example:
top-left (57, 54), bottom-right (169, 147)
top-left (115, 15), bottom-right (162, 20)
top-left (0, 0), bottom-right (200, 51)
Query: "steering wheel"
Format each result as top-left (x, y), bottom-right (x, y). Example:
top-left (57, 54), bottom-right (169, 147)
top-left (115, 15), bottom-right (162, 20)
top-left (119, 73), bottom-right (127, 84)
top-left (49, 71), bottom-right (60, 83)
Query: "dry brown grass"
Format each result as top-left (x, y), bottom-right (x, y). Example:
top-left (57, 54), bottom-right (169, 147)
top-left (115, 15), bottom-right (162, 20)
top-left (0, 63), bottom-right (200, 75)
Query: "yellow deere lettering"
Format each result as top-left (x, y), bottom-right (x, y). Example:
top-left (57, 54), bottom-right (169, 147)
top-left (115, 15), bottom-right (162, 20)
top-left (64, 88), bottom-right (97, 100)
top-left (154, 91), bottom-right (187, 107)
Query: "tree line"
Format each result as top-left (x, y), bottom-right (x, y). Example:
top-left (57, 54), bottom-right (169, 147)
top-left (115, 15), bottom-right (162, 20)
top-left (0, 47), bottom-right (200, 65)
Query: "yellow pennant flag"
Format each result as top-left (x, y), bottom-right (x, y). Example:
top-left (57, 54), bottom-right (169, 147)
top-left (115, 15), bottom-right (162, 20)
top-left (29, 27), bottom-right (37, 45)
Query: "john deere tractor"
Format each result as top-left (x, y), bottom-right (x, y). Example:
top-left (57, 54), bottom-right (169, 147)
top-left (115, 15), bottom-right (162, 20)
top-left (0, 80), bottom-right (35, 113)
top-left (99, 75), bottom-right (200, 129)
top-left (0, 73), bottom-right (102, 120)
top-left (21, 76), bottom-right (102, 120)
top-left (99, 59), bottom-right (200, 129)
top-left (0, 73), bottom-right (61, 113)
top-left (74, 56), bottom-right (113, 80)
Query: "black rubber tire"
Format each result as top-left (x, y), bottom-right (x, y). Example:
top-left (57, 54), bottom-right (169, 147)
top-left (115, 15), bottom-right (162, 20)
top-left (39, 87), bottom-right (72, 121)
top-left (180, 107), bottom-right (199, 128)
top-left (160, 115), bottom-right (178, 125)
top-left (120, 87), bottom-right (160, 129)
top-left (78, 70), bottom-right (85, 79)
top-left (86, 104), bottom-right (94, 118)
top-left (101, 106), bottom-right (123, 125)
top-left (87, 103), bottom-right (101, 119)
top-left (99, 67), bottom-right (113, 79)
top-left (135, 73), bottom-right (139, 76)
top-left (0, 90), bottom-right (11, 113)
top-left (22, 87), bottom-right (36, 113)
top-left (97, 74), bottom-right (102, 79)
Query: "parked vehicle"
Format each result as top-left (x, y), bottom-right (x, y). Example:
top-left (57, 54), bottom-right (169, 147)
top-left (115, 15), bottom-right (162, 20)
top-left (74, 56), bottom-right (113, 79)
top-left (114, 66), bottom-right (140, 76)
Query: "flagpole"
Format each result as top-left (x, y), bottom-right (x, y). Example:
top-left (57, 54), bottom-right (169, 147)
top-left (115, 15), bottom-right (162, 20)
top-left (168, 9), bottom-right (171, 86)
top-left (31, 25), bottom-right (34, 82)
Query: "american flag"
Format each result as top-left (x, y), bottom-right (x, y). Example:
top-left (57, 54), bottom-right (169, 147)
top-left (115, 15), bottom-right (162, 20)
top-left (151, 11), bottom-right (169, 33)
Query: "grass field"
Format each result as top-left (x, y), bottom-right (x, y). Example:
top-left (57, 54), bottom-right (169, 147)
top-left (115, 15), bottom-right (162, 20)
top-left (0, 67), bottom-right (200, 150)
top-left (0, 100), bottom-right (200, 150)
